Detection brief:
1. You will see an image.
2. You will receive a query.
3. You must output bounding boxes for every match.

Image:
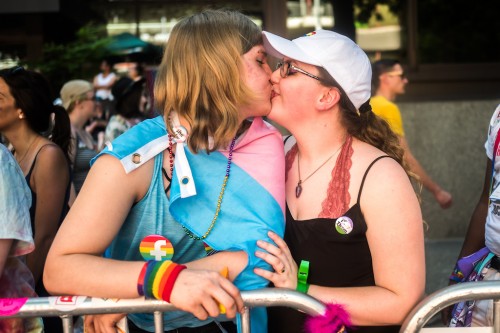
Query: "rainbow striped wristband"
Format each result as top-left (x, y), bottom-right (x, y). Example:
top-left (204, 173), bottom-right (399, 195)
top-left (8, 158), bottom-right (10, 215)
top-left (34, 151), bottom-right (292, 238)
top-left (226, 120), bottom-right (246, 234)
top-left (137, 260), bottom-right (187, 302)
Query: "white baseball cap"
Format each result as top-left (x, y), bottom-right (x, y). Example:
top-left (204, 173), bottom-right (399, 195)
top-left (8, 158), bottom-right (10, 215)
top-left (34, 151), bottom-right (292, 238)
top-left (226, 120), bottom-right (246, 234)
top-left (263, 30), bottom-right (372, 112)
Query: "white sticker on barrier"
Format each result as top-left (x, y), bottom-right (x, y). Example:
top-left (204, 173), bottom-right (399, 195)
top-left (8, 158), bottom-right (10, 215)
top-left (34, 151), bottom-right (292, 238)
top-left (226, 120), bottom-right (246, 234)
top-left (49, 296), bottom-right (88, 311)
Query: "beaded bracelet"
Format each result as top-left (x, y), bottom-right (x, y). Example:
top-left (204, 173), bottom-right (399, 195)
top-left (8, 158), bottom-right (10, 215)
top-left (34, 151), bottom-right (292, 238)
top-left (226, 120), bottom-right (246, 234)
top-left (137, 260), bottom-right (187, 302)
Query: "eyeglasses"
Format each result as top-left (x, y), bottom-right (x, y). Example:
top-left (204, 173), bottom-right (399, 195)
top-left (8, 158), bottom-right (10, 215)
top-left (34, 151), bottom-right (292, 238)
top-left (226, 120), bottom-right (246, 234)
top-left (276, 60), bottom-right (322, 81)
top-left (385, 71), bottom-right (406, 79)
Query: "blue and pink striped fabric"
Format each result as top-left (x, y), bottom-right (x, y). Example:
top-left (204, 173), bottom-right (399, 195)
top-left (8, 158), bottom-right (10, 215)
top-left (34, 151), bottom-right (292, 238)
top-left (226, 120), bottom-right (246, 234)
top-left (170, 117), bottom-right (285, 332)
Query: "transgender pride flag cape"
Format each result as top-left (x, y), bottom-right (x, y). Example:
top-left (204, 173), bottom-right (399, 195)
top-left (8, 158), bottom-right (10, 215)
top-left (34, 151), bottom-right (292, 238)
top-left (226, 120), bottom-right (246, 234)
top-left (169, 116), bottom-right (285, 332)
top-left (95, 115), bottom-right (285, 332)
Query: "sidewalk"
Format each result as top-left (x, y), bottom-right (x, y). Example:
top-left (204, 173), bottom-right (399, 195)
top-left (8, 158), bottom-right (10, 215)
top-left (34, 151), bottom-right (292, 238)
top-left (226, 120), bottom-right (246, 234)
top-left (424, 238), bottom-right (464, 327)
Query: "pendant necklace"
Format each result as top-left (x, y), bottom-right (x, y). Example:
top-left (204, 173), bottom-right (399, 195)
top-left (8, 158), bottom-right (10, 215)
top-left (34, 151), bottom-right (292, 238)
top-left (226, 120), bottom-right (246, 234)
top-left (295, 141), bottom-right (344, 198)
top-left (15, 136), bottom-right (39, 166)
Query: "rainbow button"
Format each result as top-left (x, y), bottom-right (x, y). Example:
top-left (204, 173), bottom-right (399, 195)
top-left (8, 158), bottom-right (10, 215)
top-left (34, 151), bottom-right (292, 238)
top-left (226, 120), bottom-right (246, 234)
top-left (139, 235), bottom-right (173, 261)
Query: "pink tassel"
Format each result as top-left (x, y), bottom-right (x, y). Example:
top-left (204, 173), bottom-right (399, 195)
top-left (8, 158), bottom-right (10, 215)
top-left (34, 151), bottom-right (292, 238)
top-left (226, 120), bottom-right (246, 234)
top-left (304, 303), bottom-right (351, 333)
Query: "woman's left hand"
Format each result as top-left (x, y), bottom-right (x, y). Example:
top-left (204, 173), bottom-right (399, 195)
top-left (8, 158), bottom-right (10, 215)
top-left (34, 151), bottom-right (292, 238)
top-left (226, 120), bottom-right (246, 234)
top-left (84, 313), bottom-right (127, 333)
top-left (254, 231), bottom-right (298, 289)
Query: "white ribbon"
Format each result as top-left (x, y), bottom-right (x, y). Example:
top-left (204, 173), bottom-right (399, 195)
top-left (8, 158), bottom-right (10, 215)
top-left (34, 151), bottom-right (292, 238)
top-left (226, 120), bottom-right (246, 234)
top-left (170, 112), bottom-right (196, 198)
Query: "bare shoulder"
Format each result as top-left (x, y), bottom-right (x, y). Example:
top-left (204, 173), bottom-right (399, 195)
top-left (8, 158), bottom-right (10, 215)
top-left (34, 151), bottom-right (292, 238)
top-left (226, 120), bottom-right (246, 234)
top-left (34, 142), bottom-right (69, 173)
top-left (351, 138), bottom-right (415, 205)
top-left (88, 153), bottom-right (156, 200)
top-left (351, 139), bottom-right (406, 178)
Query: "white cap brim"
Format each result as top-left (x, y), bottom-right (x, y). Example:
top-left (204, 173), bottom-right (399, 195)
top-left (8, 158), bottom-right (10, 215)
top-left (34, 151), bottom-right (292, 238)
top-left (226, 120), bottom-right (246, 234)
top-left (263, 31), bottom-right (322, 67)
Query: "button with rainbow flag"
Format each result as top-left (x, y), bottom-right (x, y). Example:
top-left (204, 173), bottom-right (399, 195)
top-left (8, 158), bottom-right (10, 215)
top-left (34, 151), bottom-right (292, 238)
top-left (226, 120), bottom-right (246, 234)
top-left (139, 235), bottom-right (173, 261)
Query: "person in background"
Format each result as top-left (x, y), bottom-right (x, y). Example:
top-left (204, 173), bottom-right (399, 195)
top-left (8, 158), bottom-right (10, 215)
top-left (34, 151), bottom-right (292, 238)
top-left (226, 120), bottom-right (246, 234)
top-left (253, 30), bottom-right (425, 333)
top-left (128, 62), bottom-right (144, 82)
top-left (0, 66), bottom-right (71, 333)
top-left (93, 58), bottom-right (117, 119)
top-left (0, 144), bottom-right (44, 333)
top-left (60, 80), bottom-right (101, 196)
top-left (45, 9), bottom-right (285, 333)
top-left (371, 59), bottom-right (453, 209)
top-left (104, 76), bottom-right (148, 143)
top-left (443, 104), bottom-right (500, 327)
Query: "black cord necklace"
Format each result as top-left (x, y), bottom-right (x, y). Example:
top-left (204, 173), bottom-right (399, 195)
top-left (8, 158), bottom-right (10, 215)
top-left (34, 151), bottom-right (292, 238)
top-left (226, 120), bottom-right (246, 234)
top-left (295, 142), bottom-right (344, 198)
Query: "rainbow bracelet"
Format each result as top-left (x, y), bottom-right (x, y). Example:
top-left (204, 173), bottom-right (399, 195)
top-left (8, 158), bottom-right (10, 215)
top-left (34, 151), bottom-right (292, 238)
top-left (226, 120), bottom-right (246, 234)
top-left (449, 263), bottom-right (465, 282)
top-left (138, 260), bottom-right (187, 302)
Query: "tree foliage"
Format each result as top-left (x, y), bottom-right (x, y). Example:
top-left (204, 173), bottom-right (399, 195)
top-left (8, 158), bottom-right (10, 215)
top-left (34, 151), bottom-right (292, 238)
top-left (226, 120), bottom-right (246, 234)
top-left (417, 0), bottom-right (500, 63)
top-left (22, 24), bottom-right (111, 93)
top-left (328, 0), bottom-right (402, 41)
top-left (354, 0), bottom-right (402, 24)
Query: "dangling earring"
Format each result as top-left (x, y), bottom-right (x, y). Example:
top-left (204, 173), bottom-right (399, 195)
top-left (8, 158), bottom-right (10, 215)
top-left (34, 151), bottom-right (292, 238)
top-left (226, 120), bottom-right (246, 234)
top-left (19, 113), bottom-right (24, 119)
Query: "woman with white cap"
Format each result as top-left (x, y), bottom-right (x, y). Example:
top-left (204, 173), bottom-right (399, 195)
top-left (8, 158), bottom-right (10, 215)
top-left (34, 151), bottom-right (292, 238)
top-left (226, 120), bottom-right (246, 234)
top-left (254, 30), bottom-right (425, 332)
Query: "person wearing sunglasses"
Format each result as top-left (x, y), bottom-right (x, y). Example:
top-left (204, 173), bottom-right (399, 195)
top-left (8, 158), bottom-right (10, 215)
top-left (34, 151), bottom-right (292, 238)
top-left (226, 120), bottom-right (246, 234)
top-left (371, 59), bottom-right (453, 209)
top-left (60, 80), bottom-right (102, 197)
top-left (0, 66), bottom-right (72, 333)
top-left (253, 30), bottom-right (425, 332)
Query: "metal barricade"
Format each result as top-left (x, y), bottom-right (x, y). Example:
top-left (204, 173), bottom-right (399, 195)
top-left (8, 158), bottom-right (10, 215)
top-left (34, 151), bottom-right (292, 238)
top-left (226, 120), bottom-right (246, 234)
top-left (400, 281), bottom-right (500, 333)
top-left (0, 288), bottom-right (326, 333)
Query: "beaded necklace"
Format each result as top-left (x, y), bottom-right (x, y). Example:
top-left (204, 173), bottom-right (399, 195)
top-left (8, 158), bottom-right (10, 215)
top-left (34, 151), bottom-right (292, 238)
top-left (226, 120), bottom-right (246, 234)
top-left (168, 135), bottom-right (237, 240)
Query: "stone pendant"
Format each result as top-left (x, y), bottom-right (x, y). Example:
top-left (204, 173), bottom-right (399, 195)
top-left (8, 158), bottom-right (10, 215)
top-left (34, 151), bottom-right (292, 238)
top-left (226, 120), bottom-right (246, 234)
top-left (295, 181), bottom-right (302, 198)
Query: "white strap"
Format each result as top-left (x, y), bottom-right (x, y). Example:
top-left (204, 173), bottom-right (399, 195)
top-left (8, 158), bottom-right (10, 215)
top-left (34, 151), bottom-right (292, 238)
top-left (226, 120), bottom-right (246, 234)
top-left (170, 112), bottom-right (196, 198)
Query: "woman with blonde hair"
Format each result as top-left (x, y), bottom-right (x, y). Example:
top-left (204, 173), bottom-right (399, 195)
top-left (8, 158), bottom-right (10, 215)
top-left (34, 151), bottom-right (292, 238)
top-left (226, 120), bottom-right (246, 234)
top-left (45, 9), bottom-right (285, 333)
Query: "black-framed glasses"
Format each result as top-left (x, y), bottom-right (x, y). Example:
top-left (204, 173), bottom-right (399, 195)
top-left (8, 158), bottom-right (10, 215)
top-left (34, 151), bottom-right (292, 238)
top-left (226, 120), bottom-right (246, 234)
top-left (276, 60), bottom-right (322, 81)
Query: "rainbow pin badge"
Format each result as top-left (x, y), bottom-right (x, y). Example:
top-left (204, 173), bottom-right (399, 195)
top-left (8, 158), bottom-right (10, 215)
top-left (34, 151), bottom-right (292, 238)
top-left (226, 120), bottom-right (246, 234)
top-left (304, 31), bottom-right (317, 37)
top-left (139, 235), bottom-right (173, 261)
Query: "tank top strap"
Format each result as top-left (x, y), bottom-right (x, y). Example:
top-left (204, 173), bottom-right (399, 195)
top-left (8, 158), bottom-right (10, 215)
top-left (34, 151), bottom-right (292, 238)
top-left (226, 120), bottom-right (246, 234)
top-left (25, 143), bottom-right (56, 183)
top-left (356, 155), bottom-right (394, 203)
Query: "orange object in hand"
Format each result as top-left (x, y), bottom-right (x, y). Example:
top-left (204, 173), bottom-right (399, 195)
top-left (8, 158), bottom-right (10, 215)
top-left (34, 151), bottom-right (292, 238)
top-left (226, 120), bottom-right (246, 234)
top-left (219, 267), bottom-right (229, 314)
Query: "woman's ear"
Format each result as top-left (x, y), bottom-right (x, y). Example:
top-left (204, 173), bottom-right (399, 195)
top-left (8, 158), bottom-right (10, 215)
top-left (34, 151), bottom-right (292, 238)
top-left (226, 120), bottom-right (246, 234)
top-left (317, 87), bottom-right (341, 111)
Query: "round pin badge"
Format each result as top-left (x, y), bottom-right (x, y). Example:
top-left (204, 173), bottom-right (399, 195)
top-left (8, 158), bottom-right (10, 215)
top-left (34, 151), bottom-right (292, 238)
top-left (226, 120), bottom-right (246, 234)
top-left (140, 235), bottom-right (174, 261)
top-left (335, 216), bottom-right (353, 235)
top-left (171, 125), bottom-right (188, 143)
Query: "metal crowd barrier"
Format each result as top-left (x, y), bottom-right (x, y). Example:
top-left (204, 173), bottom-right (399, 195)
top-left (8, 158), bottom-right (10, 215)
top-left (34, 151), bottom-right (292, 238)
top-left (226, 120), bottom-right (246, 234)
top-left (0, 288), bottom-right (326, 333)
top-left (400, 281), bottom-right (500, 333)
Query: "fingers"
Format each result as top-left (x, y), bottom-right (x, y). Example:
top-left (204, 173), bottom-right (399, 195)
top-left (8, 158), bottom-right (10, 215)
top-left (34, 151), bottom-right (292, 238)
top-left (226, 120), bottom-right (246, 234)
top-left (84, 315), bottom-right (95, 333)
top-left (255, 246), bottom-right (284, 271)
top-left (218, 274), bottom-right (244, 315)
top-left (84, 314), bottom-right (126, 333)
top-left (169, 269), bottom-right (243, 320)
top-left (256, 232), bottom-right (295, 275)
top-left (267, 231), bottom-right (290, 252)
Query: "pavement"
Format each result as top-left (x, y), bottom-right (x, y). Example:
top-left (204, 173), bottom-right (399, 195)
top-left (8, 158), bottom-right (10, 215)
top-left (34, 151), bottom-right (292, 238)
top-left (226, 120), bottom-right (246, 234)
top-left (424, 238), bottom-right (464, 327)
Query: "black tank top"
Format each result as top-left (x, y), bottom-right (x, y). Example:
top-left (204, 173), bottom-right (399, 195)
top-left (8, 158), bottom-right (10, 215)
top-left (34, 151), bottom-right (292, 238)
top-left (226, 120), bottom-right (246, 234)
top-left (268, 156), bottom-right (400, 333)
top-left (25, 144), bottom-right (71, 300)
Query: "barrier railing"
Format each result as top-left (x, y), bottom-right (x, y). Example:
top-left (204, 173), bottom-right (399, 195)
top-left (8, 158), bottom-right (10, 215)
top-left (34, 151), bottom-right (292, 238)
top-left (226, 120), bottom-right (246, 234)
top-left (400, 281), bottom-right (500, 333)
top-left (0, 288), bottom-right (326, 333)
